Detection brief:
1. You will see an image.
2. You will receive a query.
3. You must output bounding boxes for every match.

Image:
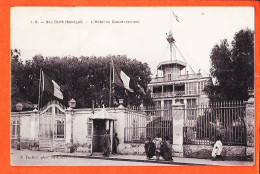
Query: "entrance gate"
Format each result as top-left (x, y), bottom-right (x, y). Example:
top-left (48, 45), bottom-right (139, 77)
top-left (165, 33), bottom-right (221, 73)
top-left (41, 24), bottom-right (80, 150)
top-left (39, 101), bottom-right (66, 151)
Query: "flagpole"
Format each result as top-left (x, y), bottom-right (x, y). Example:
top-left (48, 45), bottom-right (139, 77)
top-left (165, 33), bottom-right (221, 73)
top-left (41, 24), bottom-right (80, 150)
top-left (37, 68), bottom-right (42, 111)
top-left (109, 61), bottom-right (112, 108)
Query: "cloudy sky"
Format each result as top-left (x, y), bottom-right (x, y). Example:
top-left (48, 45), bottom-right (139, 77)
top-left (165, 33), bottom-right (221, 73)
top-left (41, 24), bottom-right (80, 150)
top-left (11, 7), bottom-right (254, 76)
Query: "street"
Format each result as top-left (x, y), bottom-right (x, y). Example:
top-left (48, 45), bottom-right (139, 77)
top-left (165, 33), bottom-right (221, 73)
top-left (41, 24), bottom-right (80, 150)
top-left (12, 156), bottom-right (176, 166)
top-left (11, 149), bottom-right (177, 166)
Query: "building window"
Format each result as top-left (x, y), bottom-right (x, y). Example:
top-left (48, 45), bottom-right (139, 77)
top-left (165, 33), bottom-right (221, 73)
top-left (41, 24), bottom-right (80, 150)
top-left (187, 99), bottom-right (197, 120)
top-left (198, 81), bottom-right (206, 94)
top-left (54, 119), bottom-right (65, 138)
top-left (164, 100), bottom-right (172, 108)
top-left (185, 82), bottom-right (198, 95)
top-left (164, 100), bottom-right (172, 117)
top-left (11, 119), bottom-right (20, 139)
top-left (87, 119), bottom-right (93, 136)
top-left (154, 101), bottom-right (161, 108)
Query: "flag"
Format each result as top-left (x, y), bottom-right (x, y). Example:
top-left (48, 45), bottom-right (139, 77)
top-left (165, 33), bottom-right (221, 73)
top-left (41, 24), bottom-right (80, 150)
top-left (42, 71), bottom-right (64, 100)
top-left (112, 59), bottom-right (134, 92)
top-left (137, 83), bottom-right (145, 94)
top-left (172, 10), bottom-right (179, 22)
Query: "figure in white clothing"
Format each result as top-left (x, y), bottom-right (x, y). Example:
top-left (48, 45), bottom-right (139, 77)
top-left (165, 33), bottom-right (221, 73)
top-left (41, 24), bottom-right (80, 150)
top-left (212, 135), bottom-right (224, 160)
top-left (153, 133), bottom-right (162, 162)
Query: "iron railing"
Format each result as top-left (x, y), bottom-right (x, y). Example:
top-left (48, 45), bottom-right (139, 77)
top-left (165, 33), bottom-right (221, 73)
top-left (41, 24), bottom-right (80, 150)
top-left (124, 101), bottom-right (246, 146)
top-left (124, 106), bottom-right (173, 143)
top-left (183, 101), bottom-right (246, 146)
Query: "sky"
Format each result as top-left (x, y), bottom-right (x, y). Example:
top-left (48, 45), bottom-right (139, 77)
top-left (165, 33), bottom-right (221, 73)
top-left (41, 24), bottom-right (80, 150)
top-left (11, 7), bottom-right (254, 76)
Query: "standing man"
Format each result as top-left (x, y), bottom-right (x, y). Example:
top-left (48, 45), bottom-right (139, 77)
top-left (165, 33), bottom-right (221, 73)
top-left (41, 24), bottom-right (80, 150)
top-left (103, 129), bottom-right (111, 157)
top-left (112, 133), bottom-right (119, 154)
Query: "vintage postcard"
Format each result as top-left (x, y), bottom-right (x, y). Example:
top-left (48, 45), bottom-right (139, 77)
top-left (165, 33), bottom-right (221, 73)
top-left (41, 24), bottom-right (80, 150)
top-left (9, 5), bottom-right (257, 169)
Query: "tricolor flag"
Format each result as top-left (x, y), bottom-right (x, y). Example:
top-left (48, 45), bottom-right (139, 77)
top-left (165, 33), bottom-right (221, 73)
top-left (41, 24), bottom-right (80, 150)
top-left (112, 59), bottom-right (134, 93)
top-left (137, 83), bottom-right (145, 94)
top-left (172, 10), bottom-right (179, 22)
top-left (41, 71), bottom-right (64, 100)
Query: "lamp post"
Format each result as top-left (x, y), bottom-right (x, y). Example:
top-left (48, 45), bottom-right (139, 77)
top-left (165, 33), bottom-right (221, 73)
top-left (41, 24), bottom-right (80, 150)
top-left (68, 98), bottom-right (76, 153)
top-left (15, 102), bottom-right (23, 150)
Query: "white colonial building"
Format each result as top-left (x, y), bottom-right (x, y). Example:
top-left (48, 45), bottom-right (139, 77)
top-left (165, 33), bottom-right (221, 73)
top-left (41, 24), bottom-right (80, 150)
top-left (148, 59), bottom-right (211, 108)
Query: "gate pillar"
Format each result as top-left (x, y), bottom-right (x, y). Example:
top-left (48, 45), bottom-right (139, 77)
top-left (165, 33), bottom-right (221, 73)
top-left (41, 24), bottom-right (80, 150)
top-left (172, 102), bottom-right (185, 157)
top-left (244, 89), bottom-right (254, 161)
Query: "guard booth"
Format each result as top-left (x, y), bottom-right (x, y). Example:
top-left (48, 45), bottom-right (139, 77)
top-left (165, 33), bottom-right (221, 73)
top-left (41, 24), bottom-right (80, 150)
top-left (87, 107), bottom-right (117, 154)
top-left (39, 101), bottom-right (66, 151)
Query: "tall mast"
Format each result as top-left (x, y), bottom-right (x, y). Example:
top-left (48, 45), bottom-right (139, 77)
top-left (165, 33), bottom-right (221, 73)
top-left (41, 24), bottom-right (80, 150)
top-left (166, 32), bottom-right (175, 61)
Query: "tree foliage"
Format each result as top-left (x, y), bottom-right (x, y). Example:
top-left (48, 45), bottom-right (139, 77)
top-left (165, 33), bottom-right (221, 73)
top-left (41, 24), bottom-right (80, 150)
top-left (11, 53), bottom-right (153, 111)
top-left (205, 29), bottom-right (254, 102)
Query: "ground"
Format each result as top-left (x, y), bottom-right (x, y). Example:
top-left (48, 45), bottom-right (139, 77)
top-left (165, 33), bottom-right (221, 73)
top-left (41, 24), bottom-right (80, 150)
top-left (11, 149), bottom-right (176, 166)
top-left (10, 149), bottom-right (254, 166)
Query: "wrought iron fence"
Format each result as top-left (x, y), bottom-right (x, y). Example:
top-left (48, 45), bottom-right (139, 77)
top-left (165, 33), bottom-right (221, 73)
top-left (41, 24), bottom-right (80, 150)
top-left (183, 101), bottom-right (246, 146)
top-left (124, 101), bottom-right (246, 146)
top-left (124, 106), bottom-right (173, 143)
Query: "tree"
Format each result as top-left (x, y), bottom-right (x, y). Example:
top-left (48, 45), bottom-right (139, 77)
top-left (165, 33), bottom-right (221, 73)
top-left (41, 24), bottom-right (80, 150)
top-left (11, 49), bottom-right (34, 111)
top-left (205, 29), bottom-right (254, 102)
top-left (11, 53), bottom-right (154, 110)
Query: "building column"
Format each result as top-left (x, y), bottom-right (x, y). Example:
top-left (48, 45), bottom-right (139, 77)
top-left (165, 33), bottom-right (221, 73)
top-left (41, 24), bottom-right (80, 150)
top-left (162, 85), bottom-right (164, 96)
top-left (172, 103), bottom-right (185, 157)
top-left (32, 110), bottom-right (40, 142)
top-left (65, 109), bottom-right (72, 145)
top-left (172, 84), bottom-right (175, 97)
top-left (244, 90), bottom-right (254, 161)
top-left (161, 99), bottom-right (164, 117)
top-left (184, 99), bottom-right (187, 121)
top-left (113, 100), bottom-right (126, 154)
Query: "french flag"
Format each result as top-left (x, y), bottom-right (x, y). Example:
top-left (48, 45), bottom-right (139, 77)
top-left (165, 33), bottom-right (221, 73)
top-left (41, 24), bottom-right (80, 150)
top-left (41, 71), bottom-right (64, 100)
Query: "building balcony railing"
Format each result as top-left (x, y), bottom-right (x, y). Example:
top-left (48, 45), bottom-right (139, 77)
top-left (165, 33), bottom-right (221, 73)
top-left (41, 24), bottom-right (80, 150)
top-left (152, 91), bottom-right (183, 98)
top-left (175, 91), bottom-right (185, 96)
top-left (152, 92), bottom-right (175, 98)
top-left (151, 74), bottom-right (203, 83)
top-left (151, 91), bottom-right (202, 98)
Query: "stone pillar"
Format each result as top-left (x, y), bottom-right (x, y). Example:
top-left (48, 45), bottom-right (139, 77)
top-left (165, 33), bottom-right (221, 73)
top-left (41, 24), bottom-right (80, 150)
top-left (32, 110), bottom-right (40, 141)
top-left (114, 104), bottom-right (126, 154)
top-left (244, 90), bottom-right (254, 161)
top-left (172, 102), bottom-right (185, 157)
top-left (65, 109), bottom-right (72, 144)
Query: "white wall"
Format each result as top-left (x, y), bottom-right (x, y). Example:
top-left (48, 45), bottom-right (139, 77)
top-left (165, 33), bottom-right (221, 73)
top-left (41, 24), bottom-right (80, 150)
top-left (11, 111), bottom-right (38, 141)
top-left (73, 112), bottom-right (90, 144)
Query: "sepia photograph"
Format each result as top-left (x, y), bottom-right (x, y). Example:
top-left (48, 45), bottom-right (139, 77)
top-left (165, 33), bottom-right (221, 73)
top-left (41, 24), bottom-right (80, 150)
top-left (10, 7), bottom-right (255, 166)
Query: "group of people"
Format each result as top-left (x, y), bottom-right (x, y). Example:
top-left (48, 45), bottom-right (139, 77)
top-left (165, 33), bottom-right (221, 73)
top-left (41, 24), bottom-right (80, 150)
top-left (103, 130), bottom-right (223, 161)
top-left (145, 133), bottom-right (224, 162)
top-left (144, 133), bottom-right (173, 162)
top-left (102, 130), bottom-right (119, 157)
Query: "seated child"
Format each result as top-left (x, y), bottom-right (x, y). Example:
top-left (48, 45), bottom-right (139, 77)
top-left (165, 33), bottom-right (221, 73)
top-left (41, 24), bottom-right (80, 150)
top-left (153, 133), bottom-right (162, 162)
top-left (212, 135), bottom-right (224, 160)
top-left (144, 137), bottom-right (156, 160)
top-left (160, 136), bottom-right (173, 161)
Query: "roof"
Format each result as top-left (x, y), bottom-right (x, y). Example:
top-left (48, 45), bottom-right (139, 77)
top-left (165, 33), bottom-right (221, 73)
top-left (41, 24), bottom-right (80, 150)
top-left (157, 60), bottom-right (187, 70)
top-left (89, 106), bottom-right (117, 120)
